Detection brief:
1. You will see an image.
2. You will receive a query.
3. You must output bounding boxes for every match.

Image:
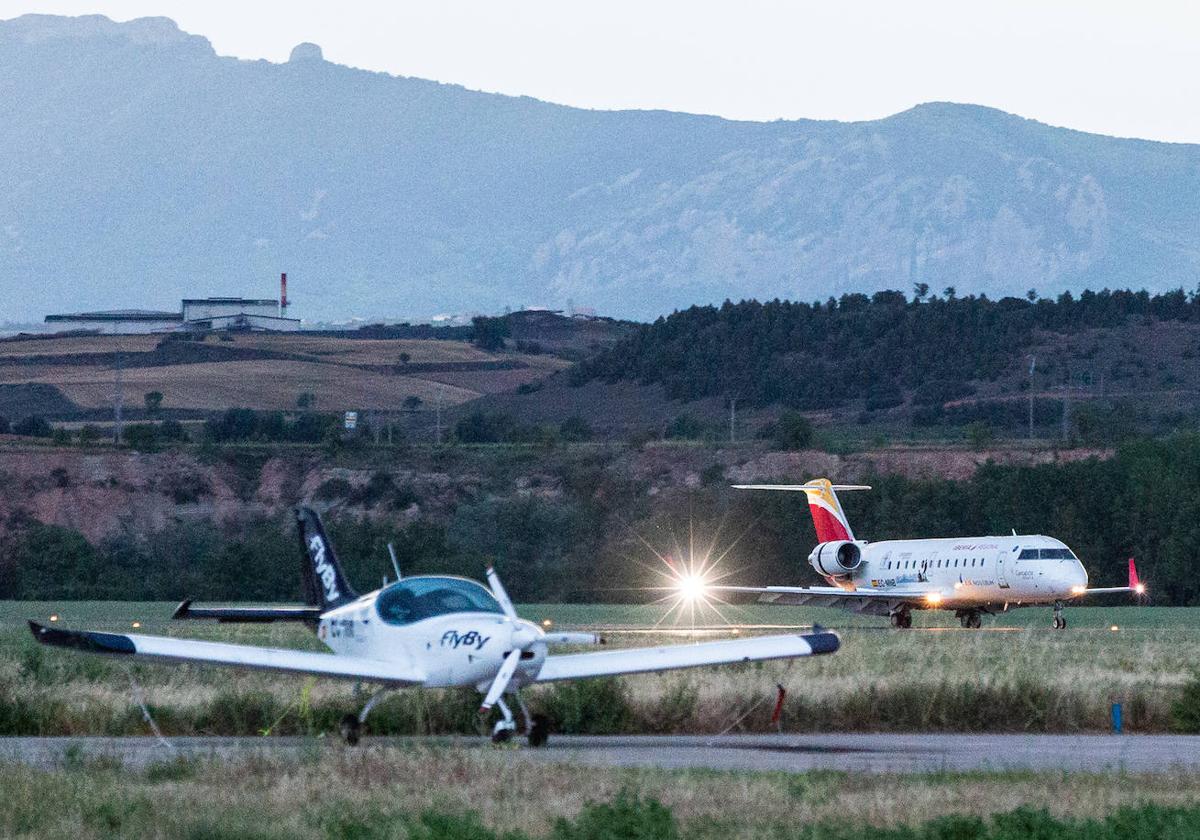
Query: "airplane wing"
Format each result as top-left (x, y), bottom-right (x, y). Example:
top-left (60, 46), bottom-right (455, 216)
top-left (710, 585), bottom-right (928, 616)
top-left (28, 621), bottom-right (425, 686)
top-left (534, 630), bottom-right (838, 682)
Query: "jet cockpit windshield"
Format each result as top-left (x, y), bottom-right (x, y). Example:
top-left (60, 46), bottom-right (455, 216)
top-left (375, 577), bottom-right (504, 626)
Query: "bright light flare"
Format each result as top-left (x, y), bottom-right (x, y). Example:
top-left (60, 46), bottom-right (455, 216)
top-left (131, 621), bottom-right (141, 629)
top-left (674, 572), bottom-right (710, 602)
top-left (1070, 585), bottom-right (1087, 595)
top-left (925, 592), bottom-right (943, 606)
top-left (1111, 625), bottom-right (1120, 632)
top-left (1135, 583), bottom-right (1147, 595)
top-left (49, 614), bottom-right (58, 622)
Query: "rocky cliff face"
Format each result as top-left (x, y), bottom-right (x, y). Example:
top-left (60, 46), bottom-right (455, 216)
top-left (0, 443), bottom-right (1106, 543)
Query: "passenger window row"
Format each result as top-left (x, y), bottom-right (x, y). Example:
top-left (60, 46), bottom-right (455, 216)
top-left (885, 557), bottom-right (985, 570)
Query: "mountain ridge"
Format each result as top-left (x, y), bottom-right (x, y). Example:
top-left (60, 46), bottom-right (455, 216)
top-left (2, 14), bottom-right (1198, 322)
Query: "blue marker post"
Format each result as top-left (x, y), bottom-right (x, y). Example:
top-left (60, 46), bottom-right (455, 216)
top-left (1111, 701), bottom-right (1123, 734)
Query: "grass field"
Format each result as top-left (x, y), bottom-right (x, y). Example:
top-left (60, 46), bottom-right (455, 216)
top-left (0, 332), bottom-right (568, 412)
top-left (4, 746), bottom-right (1200, 839)
top-left (2, 602), bottom-right (1197, 737)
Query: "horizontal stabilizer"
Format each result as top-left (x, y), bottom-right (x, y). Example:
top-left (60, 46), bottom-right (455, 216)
top-left (732, 484), bottom-right (871, 492)
top-left (172, 599), bottom-right (323, 623)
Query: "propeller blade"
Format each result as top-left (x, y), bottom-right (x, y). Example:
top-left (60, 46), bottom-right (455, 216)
top-left (485, 566), bottom-right (517, 619)
top-left (541, 632), bottom-right (605, 646)
top-left (479, 648), bottom-right (523, 712)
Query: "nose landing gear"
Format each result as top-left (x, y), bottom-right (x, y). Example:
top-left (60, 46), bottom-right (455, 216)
top-left (489, 691), bottom-right (551, 747)
top-left (957, 610), bottom-right (983, 629)
top-left (1052, 601), bottom-right (1067, 630)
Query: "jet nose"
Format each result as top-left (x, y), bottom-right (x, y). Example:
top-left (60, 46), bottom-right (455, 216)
top-left (1065, 560), bottom-right (1088, 595)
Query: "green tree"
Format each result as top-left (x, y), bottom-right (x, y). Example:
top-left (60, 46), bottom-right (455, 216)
top-left (774, 411), bottom-right (814, 450)
top-left (472, 315), bottom-right (510, 351)
top-left (143, 391), bottom-right (164, 416)
top-left (560, 416), bottom-right (594, 442)
top-left (296, 392), bottom-right (316, 410)
top-left (403, 395), bottom-right (423, 412)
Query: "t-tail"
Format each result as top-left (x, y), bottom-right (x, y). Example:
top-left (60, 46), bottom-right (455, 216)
top-left (731, 478), bottom-right (870, 542)
top-left (296, 506), bottom-right (358, 611)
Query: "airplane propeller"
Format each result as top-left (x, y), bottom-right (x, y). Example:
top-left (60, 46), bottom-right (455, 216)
top-left (478, 566), bottom-right (602, 714)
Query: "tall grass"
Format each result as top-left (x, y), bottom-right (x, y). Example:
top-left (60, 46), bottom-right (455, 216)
top-left (2, 748), bottom-right (1200, 839)
top-left (2, 603), bottom-right (1198, 736)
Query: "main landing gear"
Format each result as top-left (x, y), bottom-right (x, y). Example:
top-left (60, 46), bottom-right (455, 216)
top-left (1052, 600), bottom-right (1067, 630)
top-left (489, 691), bottom-right (550, 747)
top-left (889, 609), bottom-right (912, 629)
top-left (956, 610), bottom-right (983, 629)
top-left (339, 687), bottom-right (391, 746)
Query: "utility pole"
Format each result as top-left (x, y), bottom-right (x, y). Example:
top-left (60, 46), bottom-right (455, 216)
top-left (434, 385), bottom-right (444, 445)
top-left (1027, 355), bottom-right (1036, 440)
top-left (729, 397), bottom-right (737, 444)
top-left (1060, 373), bottom-right (1072, 443)
top-left (113, 352), bottom-right (124, 444)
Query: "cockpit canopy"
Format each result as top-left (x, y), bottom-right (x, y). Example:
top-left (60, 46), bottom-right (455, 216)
top-left (375, 576), bottom-right (504, 626)
top-left (1019, 548), bottom-right (1077, 560)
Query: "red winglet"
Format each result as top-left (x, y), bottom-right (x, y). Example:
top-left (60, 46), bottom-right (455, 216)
top-left (1128, 558), bottom-right (1141, 590)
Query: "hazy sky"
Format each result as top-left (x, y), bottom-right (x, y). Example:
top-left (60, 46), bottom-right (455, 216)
top-left (5, 1), bottom-right (1199, 142)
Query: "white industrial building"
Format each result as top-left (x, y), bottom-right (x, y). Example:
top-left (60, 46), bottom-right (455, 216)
top-left (45, 276), bottom-right (300, 333)
top-left (43, 309), bottom-right (184, 334)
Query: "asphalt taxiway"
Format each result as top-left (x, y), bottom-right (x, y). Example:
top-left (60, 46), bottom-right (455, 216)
top-left (4, 733), bottom-right (1200, 774)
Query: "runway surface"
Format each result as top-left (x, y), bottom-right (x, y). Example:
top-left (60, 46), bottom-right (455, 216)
top-left (5, 733), bottom-right (1200, 774)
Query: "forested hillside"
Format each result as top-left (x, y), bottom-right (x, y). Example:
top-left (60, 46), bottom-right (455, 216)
top-left (572, 288), bottom-right (1200, 433)
top-left (3, 434), bottom-right (1199, 605)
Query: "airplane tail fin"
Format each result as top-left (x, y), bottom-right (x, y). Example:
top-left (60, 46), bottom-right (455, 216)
top-left (296, 506), bottom-right (358, 611)
top-left (732, 478), bottom-right (869, 543)
top-left (1129, 557), bottom-right (1143, 592)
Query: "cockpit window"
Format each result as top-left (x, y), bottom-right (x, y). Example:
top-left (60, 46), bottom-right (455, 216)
top-left (375, 577), bottom-right (504, 625)
top-left (1019, 549), bottom-right (1039, 560)
top-left (1039, 548), bottom-right (1075, 560)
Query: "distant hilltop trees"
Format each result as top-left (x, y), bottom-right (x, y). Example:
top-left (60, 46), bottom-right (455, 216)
top-left (572, 287), bottom-right (1200, 412)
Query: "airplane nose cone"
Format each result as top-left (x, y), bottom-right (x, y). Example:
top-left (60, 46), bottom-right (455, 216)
top-left (1065, 562), bottom-right (1088, 594)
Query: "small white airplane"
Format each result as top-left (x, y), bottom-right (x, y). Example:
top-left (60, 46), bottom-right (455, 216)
top-left (29, 506), bottom-right (840, 746)
top-left (709, 479), bottom-right (1144, 629)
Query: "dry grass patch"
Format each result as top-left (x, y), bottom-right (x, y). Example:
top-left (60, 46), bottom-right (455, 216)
top-left (3, 746), bottom-right (1200, 839)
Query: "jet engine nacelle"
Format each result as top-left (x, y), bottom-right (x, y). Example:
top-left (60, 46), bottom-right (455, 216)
top-left (809, 541), bottom-right (864, 579)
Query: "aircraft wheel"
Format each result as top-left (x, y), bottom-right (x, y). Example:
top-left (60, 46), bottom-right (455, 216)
top-left (491, 727), bottom-right (514, 744)
top-left (339, 713), bottom-right (362, 746)
top-left (901, 612), bottom-right (913, 629)
top-left (1052, 616), bottom-right (1067, 630)
top-left (969, 613), bottom-right (982, 629)
top-left (527, 714), bottom-right (550, 748)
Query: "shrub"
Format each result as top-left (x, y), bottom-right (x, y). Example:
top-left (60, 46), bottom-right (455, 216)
top-left (455, 411), bottom-right (517, 444)
top-left (77, 424), bottom-right (101, 443)
top-left (12, 415), bottom-right (51, 437)
top-left (540, 678), bottom-right (632, 734)
top-left (315, 477), bottom-right (353, 501)
top-left (965, 421), bottom-right (995, 449)
top-left (1171, 673), bottom-right (1200, 732)
top-left (664, 413), bottom-right (704, 440)
top-left (552, 793), bottom-right (678, 840)
top-left (560, 416), bottom-right (593, 442)
top-left (774, 411), bottom-right (814, 450)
